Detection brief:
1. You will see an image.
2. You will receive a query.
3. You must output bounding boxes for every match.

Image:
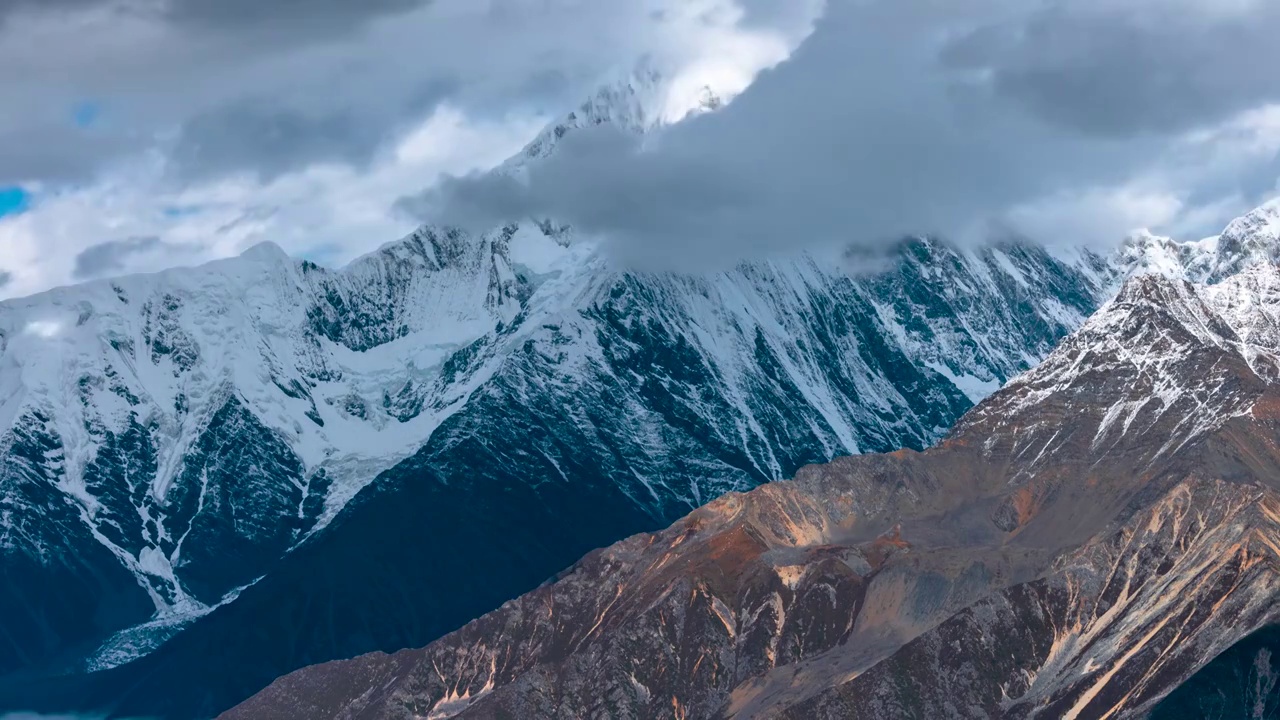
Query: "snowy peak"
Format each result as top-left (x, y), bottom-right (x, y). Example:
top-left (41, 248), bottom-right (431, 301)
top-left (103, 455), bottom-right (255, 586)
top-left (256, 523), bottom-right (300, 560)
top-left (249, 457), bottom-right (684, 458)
top-left (222, 255), bottom-right (1280, 720)
top-left (237, 240), bottom-right (291, 265)
top-left (1114, 230), bottom-right (1213, 281)
top-left (514, 66), bottom-right (670, 165)
top-left (1105, 272), bottom-right (1230, 341)
top-left (1207, 199), bottom-right (1280, 283)
top-left (957, 267), bottom-right (1280, 476)
top-left (1116, 200), bottom-right (1280, 285)
top-left (1096, 264), bottom-right (1280, 365)
top-left (574, 65), bottom-right (669, 132)
top-left (0, 220), bottom-right (544, 644)
top-left (0, 216), bottom-right (1125, 713)
top-left (1203, 262), bottom-right (1280, 351)
top-left (1221, 197), bottom-right (1280, 239)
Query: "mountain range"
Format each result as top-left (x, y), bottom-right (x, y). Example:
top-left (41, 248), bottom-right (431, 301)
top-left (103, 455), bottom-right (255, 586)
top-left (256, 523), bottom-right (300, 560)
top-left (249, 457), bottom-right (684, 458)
top-left (3, 72), bottom-right (1280, 718)
top-left (226, 249), bottom-right (1280, 719)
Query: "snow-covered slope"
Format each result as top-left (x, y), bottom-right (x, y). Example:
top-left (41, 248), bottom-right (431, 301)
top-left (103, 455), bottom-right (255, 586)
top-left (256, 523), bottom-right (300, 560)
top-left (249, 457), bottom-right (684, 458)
top-left (0, 227), bottom-right (529, 669)
top-left (960, 263), bottom-right (1280, 478)
top-left (510, 65), bottom-right (671, 167)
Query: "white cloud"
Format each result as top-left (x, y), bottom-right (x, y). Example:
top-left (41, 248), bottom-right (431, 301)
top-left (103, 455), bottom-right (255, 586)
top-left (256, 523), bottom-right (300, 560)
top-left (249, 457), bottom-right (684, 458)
top-left (0, 105), bottom-right (546, 297)
top-left (1004, 188), bottom-right (1186, 249)
top-left (651, 0), bottom-right (820, 122)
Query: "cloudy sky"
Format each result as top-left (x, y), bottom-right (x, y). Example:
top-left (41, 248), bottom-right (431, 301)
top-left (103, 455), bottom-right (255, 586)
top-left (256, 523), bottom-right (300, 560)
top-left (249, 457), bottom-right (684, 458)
top-left (2, 0), bottom-right (1279, 295)
top-left (416, 0), bottom-right (1280, 270)
top-left (0, 0), bottom-right (820, 297)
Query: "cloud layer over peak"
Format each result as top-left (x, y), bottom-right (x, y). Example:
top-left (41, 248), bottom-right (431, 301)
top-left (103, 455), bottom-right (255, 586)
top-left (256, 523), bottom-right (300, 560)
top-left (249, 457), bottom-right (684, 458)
top-left (405, 0), bottom-right (1280, 269)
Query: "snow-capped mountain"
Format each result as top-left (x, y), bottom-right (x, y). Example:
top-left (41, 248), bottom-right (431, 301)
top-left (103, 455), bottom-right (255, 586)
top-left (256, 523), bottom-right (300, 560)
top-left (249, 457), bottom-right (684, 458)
top-left (222, 263), bottom-right (1280, 720)
top-left (2, 69), bottom-right (1279, 718)
top-left (0, 226), bottom-right (530, 671)
top-left (511, 64), bottom-right (673, 167)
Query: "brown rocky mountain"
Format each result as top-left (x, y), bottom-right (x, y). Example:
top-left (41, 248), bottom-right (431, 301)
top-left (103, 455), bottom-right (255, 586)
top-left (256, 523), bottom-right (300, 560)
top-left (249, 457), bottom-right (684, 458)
top-left (223, 264), bottom-right (1280, 719)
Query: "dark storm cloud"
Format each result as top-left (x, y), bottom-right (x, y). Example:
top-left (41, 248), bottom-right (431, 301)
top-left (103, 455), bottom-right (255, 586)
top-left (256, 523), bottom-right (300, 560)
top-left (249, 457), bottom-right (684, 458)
top-left (0, 271), bottom-right (12, 289)
top-left (0, 0), bottom-right (443, 186)
top-left (734, 0), bottom-right (824, 33)
top-left (169, 106), bottom-right (375, 182)
top-left (0, 0), bottom-right (97, 22)
top-left (0, 0), bottom-right (431, 34)
top-left (73, 236), bottom-right (163, 279)
top-left (0, 123), bottom-right (136, 186)
top-left (163, 0), bottom-right (429, 31)
top-left (397, 124), bottom-right (763, 251)
top-left (402, 0), bottom-right (1280, 268)
top-left (168, 79), bottom-right (456, 182)
top-left (943, 1), bottom-right (1280, 137)
top-left (0, 0), bottom-right (767, 187)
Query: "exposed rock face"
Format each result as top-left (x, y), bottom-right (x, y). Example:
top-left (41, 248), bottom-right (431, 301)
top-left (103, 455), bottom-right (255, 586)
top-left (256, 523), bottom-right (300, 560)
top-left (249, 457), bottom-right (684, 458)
top-left (223, 265), bottom-right (1280, 720)
top-left (779, 479), bottom-right (1280, 719)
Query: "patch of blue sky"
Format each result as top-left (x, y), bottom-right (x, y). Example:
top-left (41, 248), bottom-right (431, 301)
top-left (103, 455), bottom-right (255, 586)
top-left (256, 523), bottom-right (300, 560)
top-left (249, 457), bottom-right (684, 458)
top-left (161, 205), bottom-right (205, 219)
top-left (72, 101), bottom-right (102, 129)
top-left (0, 186), bottom-right (30, 220)
top-left (300, 244), bottom-right (343, 267)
